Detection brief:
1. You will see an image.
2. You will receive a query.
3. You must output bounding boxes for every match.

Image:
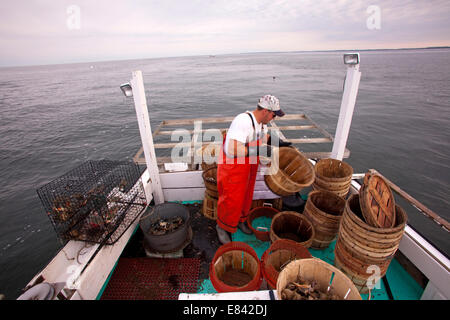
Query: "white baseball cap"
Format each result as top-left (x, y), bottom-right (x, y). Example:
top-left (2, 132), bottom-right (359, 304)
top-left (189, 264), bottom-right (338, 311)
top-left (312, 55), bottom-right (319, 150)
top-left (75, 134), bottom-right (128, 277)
top-left (257, 95), bottom-right (285, 117)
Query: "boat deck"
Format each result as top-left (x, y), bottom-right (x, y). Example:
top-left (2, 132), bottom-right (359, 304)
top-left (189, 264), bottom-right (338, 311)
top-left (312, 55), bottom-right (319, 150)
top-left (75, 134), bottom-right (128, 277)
top-left (99, 200), bottom-right (424, 300)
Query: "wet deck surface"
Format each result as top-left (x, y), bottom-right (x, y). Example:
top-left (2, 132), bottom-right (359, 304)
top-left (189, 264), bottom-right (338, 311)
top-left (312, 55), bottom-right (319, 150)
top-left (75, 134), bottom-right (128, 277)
top-left (109, 201), bottom-right (424, 300)
top-left (120, 202), bottom-right (220, 284)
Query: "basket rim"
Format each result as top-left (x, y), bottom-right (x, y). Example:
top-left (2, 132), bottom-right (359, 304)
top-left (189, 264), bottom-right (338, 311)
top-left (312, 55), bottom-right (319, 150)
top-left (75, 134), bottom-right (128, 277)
top-left (209, 241), bottom-right (262, 292)
top-left (346, 194), bottom-right (407, 234)
top-left (314, 158), bottom-right (354, 180)
top-left (261, 239), bottom-right (312, 288)
top-left (270, 211), bottom-right (315, 246)
top-left (306, 190), bottom-right (346, 218)
top-left (246, 206), bottom-right (280, 241)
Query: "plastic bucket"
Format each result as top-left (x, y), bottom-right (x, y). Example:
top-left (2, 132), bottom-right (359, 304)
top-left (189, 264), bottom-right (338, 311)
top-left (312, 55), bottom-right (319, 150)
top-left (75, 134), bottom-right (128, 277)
top-left (139, 203), bottom-right (190, 253)
top-left (246, 205), bottom-right (280, 241)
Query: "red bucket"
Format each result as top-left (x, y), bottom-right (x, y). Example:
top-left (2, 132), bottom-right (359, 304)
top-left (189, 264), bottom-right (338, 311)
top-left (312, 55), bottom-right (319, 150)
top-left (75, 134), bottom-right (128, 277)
top-left (209, 242), bottom-right (262, 292)
top-left (261, 239), bottom-right (312, 289)
top-left (246, 205), bottom-right (279, 241)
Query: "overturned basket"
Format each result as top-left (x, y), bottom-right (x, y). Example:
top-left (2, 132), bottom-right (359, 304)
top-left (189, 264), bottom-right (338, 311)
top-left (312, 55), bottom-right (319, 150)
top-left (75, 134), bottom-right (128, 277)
top-left (264, 147), bottom-right (315, 196)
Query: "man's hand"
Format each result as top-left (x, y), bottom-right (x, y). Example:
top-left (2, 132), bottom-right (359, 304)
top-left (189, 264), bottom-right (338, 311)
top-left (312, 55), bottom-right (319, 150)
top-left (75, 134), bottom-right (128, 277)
top-left (267, 131), bottom-right (292, 147)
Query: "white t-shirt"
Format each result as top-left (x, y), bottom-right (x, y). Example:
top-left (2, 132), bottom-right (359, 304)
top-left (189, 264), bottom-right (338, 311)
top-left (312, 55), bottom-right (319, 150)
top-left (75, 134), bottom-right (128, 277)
top-left (224, 111), bottom-right (268, 158)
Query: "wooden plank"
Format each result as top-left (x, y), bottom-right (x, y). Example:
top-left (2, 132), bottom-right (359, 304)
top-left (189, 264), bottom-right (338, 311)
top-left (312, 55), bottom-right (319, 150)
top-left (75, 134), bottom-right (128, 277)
top-left (154, 141), bottom-right (222, 149)
top-left (163, 188), bottom-right (280, 201)
top-left (253, 190), bottom-right (281, 200)
top-left (304, 114), bottom-right (335, 141)
top-left (274, 125), bottom-right (316, 131)
top-left (154, 125), bottom-right (316, 136)
top-left (160, 171), bottom-right (205, 188)
top-left (152, 121), bottom-right (165, 136)
top-left (157, 128), bottom-right (224, 135)
top-left (161, 116), bottom-right (235, 126)
top-left (133, 149), bottom-right (351, 166)
top-left (275, 114), bottom-right (306, 120)
top-left (268, 119), bottom-right (287, 141)
top-left (153, 137), bottom-right (331, 149)
top-left (289, 137), bottom-right (332, 144)
top-left (160, 113), bottom-right (307, 126)
top-left (133, 146), bottom-right (144, 164)
top-left (163, 188), bottom-right (205, 202)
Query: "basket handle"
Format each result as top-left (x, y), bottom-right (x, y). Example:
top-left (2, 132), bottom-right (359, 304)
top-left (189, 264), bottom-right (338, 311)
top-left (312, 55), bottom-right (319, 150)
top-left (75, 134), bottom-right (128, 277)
top-left (262, 202), bottom-right (273, 207)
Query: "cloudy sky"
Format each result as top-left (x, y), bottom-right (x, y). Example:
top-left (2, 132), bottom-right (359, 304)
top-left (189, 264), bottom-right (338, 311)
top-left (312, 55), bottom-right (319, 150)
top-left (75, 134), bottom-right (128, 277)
top-left (1, 0), bottom-right (449, 67)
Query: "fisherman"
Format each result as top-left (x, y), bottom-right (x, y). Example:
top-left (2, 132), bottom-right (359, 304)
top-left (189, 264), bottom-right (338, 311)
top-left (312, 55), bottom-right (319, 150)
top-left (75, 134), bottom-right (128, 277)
top-left (215, 95), bottom-right (291, 244)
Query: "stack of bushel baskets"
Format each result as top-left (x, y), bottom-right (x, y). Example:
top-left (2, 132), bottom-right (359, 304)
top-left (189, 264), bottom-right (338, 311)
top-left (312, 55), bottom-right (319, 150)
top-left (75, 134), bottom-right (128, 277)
top-left (258, 148), bottom-right (316, 287)
top-left (199, 144), bottom-right (221, 220)
top-left (263, 147), bottom-right (316, 250)
top-left (202, 166), bottom-right (219, 220)
top-left (334, 172), bottom-right (408, 294)
top-left (312, 158), bottom-right (353, 198)
top-left (304, 158), bottom-right (353, 249)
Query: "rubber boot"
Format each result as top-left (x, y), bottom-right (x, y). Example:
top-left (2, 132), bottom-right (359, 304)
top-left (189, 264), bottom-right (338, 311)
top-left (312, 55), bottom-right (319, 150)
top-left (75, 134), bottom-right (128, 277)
top-left (238, 221), bottom-right (253, 235)
top-left (216, 224), bottom-right (231, 244)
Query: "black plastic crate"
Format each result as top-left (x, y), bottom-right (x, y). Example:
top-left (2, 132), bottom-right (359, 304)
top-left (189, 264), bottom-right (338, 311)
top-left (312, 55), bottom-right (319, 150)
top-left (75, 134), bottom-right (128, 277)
top-left (37, 160), bottom-right (146, 245)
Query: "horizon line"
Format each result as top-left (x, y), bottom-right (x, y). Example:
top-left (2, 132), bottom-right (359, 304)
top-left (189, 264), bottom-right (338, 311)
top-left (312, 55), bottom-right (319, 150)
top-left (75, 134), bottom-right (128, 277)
top-left (1, 45), bottom-right (449, 69)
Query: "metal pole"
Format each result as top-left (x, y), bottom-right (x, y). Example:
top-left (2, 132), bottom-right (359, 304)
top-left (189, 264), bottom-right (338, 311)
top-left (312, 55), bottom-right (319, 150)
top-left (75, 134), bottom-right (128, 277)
top-left (331, 62), bottom-right (361, 160)
top-left (130, 70), bottom-right (164, 204)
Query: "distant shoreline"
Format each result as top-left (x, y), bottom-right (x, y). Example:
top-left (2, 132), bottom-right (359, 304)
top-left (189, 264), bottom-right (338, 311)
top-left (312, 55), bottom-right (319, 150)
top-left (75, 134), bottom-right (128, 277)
top-left (2, 46), bottom-right (449, 69)
top-left (242, 46), bottom-right (450, 55)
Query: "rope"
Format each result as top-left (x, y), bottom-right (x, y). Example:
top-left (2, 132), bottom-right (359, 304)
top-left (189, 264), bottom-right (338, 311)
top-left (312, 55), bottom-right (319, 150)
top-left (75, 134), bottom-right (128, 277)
top-left (139, 206), bottom-right (155, 222)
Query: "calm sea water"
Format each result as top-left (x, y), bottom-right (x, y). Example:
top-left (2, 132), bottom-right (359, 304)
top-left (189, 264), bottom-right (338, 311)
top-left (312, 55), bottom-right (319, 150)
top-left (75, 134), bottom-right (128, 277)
top-left (0, 49), bottom-right (449, 299)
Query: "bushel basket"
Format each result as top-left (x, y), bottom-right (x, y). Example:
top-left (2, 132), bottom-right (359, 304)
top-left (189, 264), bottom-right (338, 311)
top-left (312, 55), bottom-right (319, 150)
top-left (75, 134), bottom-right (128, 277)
top-left (264, 147), bottom-right (315, 196)
top-left (313, 158), bottom-right (353, 198)
top-left (276, 258), bottom-right (361, 300)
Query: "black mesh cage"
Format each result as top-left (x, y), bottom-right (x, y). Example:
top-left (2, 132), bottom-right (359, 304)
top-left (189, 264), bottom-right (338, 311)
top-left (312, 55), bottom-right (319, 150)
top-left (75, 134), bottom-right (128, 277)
top-left (37, 160), bottom-right (147, 245)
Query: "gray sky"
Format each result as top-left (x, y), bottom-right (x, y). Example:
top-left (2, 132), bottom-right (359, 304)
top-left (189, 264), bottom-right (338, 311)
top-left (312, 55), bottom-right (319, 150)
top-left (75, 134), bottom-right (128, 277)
top-left (1, 0), bottom-right (450, 67)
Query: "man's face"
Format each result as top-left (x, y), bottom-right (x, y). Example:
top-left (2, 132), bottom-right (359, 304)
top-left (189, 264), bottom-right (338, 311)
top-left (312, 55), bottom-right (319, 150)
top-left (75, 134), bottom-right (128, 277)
top-left (262, 109), bottom-right (276, 124)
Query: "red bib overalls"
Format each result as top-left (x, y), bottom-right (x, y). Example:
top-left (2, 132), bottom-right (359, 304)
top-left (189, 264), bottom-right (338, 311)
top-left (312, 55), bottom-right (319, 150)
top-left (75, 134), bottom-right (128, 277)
top-left (216, 113), bottom-right (262, 233)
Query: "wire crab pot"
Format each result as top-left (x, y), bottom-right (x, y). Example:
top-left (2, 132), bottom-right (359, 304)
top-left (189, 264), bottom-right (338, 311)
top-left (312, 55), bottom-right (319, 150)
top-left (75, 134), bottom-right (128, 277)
top-left (37, 160), bottom-right (146, 245)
